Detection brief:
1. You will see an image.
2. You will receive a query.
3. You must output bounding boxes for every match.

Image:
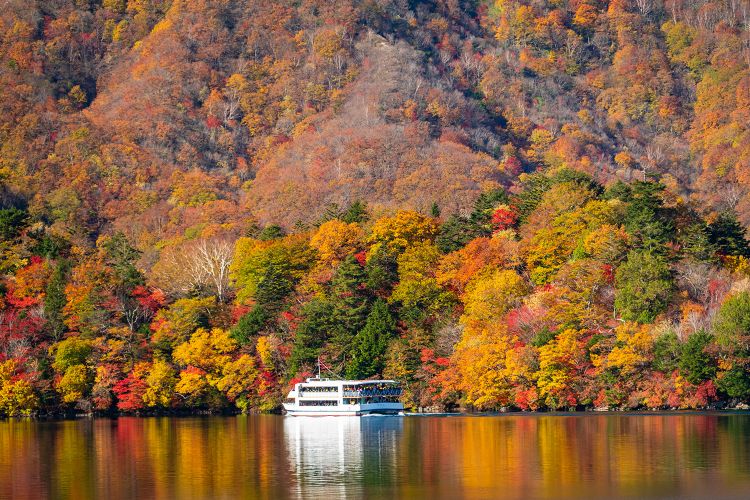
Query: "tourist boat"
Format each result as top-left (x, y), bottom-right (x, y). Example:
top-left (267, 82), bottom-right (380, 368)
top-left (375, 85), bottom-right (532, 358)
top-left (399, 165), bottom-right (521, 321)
top-left (283, 361), bottom-right (403, 416)
top-left (283, 377), bottom-right (404, 416)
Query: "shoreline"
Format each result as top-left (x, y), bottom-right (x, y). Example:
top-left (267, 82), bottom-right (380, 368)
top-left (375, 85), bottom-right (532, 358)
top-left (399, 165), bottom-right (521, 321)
top-left (4, 406), bottom-right (750, 421)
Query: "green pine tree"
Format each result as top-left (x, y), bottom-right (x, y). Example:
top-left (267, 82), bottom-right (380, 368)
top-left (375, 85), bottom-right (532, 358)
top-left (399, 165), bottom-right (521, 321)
top-left (615, 250), bottom-right (674, 323)
top-left (622, 182), bottom-right (675, 251)
top-left (319, 202), bottom-right (343, 224)
top-left (290, 299), bottom-right (336, 374)
top-left (679, 222), bottom-right (718, 262)
top-left (717, 365), bottom-right (750, 400)
top-left (430, 202), bottom-right (441, 218)
top-left (652, 330), bottom-right (681, 373)
top-left (341, 200), bottom-right (369, 224)
top-left (365, 246), bottom-right (398, 292)
top-left (231, 305), bottom-right (270, 345)
top-left (513, 169), bottom-right (600, 224)
top-left (255, 261), bottom-right (294, 309)
top-left (101, 232), bottom-right (144, 290)
top-left (436, 188), bottom-right (512, 254)
top-left (469, 188), bottom-right (508, 236)
top-left (713, 291), bottom-right (750, 348)
top-left (436, 214), bottom-right (473, 253)
top-left (329, 256), bottom-right (371, 367)
top-left (31, 232), bottom-right (70, 259)
top-left (346, 299), bottom-right (396, 379)
top-left (258, 224), bottom-right (285, 241)
top-left (679, 330), bottom-right (717, 385)
top-left (708, 210), bottom-right (750, 257)
top-left (0, 207), bottom-right (29, 241)
top-left (45, 260), bottom-right (70, 341)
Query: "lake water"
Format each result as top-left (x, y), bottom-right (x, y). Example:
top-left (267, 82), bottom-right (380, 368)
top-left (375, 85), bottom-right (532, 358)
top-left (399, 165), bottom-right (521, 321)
top-left (1, 413), bottom-right (750, 499)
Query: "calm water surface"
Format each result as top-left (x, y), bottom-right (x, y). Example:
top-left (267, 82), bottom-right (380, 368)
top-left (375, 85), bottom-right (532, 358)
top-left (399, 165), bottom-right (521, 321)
top-left (1, 413), bottom-right (750, 499)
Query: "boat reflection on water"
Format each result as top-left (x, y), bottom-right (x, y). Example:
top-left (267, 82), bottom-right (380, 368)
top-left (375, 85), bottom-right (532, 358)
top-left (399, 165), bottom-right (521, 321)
top-left (284, 415), bottom-right (403, 498)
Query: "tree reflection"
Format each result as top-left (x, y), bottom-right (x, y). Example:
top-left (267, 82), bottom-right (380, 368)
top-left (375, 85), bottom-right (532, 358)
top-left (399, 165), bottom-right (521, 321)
top-left (1, 414), bottom-right (750, 499)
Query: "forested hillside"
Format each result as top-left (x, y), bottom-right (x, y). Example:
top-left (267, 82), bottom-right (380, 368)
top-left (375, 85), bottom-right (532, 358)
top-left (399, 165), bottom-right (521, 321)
top-left (1, 0), bottom-right (750, 415)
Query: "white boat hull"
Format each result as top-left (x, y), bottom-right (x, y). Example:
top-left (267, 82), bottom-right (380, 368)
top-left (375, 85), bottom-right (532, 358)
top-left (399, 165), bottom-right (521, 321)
top-left (283, 378), bottom-right (403, 416)
top-left (285, 410), bottom-right (361, 416)
top-left (284, 409), bottom-right (402, 416)
top-left (284, 403), bottom-right (404, 417)
top-left (283, 403), bottom-right (403, 417)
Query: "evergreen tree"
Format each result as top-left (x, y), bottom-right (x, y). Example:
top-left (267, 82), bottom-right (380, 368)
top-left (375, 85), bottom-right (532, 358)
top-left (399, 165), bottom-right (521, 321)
top-left (513, 169), bottom-right (601, 224)
top-left (679, 330), bottom-right (717, 385)
top-left (603, 180), bottom-right (632, 202)
top-left (0, 207), bottom-right (29, 241)
top-left (45, 260), bottom-right (70, 341)
top-left (708, 210), bottom-right (750, 257)
top-left (346, 299), bottom-right (396, 379)
top-left (341, 200), bottom-right (369, 224)
top-left (231, 306), bottom-right (270, 345)
top-left (469, 188), bottom-right (508, 236)
top-left (513, 173), bottom-right (553, 223)
top-left (615, 250), bottom-right (674, 323)
top-left (430, 202), bottom-right (441, 218)
top-left (233, 260), bottom-right (297, 345)
top-left (365, 246), bottom-right (399, 292)
top-left (101, 232), bottom-right (144, 290)
top-left (712, 290), bottom-right (750, 400)
top-left (436, 188), bottom-right (511, 253)
top-left (290, 299), bottom-right (335, 374)
top-left (255, 261), bottom-right (294, 309)
top-left (717, 365), bottom-right (750, 400)
top-left (622, 182), bottom-right (675, 251)
top-left (329, 256), bottom-right (371, 366)
top-left (550, 168), bottom-right (602, 193)
top-left (679, 222), bottom-right (718, 262)
top-left (713, 291), bottom-right (750, 349)
top-left (436, 214), bottom-right (473, 254)
top-left (31, 232), bottom-right (70, 259)
top-left (652, 330), bottom-right (681, 373)
top-left (319, 202), bottom-right (343, 224)
top-left (258, 224), bottom-right (285, 241)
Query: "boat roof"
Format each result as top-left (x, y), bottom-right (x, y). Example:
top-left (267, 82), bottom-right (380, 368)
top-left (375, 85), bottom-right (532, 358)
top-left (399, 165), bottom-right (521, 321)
top-left (301, 378), bottom-right (398, 385)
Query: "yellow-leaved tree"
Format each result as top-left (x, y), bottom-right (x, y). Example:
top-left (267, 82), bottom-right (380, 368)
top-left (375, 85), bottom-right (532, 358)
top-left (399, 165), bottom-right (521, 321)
top-left (0, 360), bottom-right (38, 417)
top-left (535, 329), bottom-right (585, 409)
top-left (310, 219), bottom-right (364, 266)
top-left (367, 211), bottom-right (439, 256)
top-left (173, 328), bottom-right (237, 407)
top-left (437, 269), bottom-right (531, 410)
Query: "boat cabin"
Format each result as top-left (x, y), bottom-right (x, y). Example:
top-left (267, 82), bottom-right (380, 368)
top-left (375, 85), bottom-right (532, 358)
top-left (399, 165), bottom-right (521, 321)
top-left (283, 378), bottom-right (403, 416)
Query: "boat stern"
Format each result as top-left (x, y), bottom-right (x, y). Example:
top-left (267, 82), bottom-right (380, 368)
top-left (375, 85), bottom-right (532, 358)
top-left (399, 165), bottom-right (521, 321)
top-left (282, 388), bottom-right (297, 413)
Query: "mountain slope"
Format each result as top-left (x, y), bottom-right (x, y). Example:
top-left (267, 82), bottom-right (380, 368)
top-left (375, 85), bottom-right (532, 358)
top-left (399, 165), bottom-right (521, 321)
top-left (2, 0), bottom-right (749, 243)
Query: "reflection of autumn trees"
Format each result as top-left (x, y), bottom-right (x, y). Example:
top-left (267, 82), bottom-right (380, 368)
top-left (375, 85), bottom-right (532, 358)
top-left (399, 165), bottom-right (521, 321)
top-left (400, 415), bottom-right (750, 498)
top-left (4, 415), bottom-right (750, 498)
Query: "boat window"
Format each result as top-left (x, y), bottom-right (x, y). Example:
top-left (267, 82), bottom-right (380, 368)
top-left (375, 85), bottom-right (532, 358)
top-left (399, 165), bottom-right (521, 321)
top-left (299, 386), bottom-right (339, 394)
top-left (342, 383), bottom-right (402, 398)
top-left (360, 395), bottom-right (401, 404)
top-left (298, 400), bottom-right (339, 406)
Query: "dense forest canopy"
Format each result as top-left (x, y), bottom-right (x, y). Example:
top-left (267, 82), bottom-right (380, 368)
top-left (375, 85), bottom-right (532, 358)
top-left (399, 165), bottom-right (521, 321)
top-left (1, 0), bottom-right (750, 415)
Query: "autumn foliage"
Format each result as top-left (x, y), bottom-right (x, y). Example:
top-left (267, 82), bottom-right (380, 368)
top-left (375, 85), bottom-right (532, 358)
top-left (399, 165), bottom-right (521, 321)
top-left (1, 0), bottom-right (750, 416)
